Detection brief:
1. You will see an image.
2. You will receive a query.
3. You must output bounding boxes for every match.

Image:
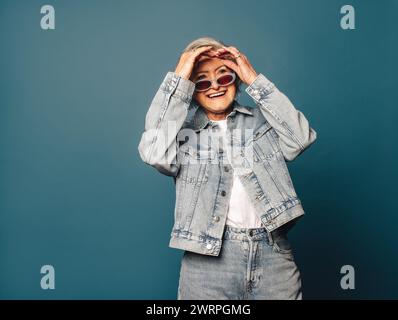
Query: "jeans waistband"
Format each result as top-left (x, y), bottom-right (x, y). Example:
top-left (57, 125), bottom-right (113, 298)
top-left (222, 225), bottom-right (269, 242)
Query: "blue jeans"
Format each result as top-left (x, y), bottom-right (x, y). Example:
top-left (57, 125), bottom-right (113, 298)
top-left (177, 225), bottom-right (302, 300)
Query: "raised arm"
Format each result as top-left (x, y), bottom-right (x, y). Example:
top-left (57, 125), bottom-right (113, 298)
top-left (216, 45), bottom-right (317, 161)
top-left (246, 73), bottom-right (317, 161)
top-left (138, 46), bottom-right (215, 176)
top-left (137, 72), bottom-right (194, 176)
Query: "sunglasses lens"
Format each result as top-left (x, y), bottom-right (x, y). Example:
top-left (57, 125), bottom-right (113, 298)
top-left (217, 74), bottom-right (234, 86)
top-left (195, 80), bottom-right (211, 91)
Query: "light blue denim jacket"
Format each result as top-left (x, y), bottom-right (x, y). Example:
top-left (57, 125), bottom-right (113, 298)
top-left (138, 71), bottom-right (317, 256)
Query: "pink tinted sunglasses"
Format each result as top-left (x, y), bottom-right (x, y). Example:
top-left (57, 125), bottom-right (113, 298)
top-left (194, 72), bottom-right (236, 92)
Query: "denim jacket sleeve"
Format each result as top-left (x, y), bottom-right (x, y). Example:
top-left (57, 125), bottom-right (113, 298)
top-left (138, 72), bottom-right (195, 176)
top-left (245, 73), bottom-right (317, 161)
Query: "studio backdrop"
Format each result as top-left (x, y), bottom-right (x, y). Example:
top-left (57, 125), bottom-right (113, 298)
top-left (0, 0), bottom-right (397, 299)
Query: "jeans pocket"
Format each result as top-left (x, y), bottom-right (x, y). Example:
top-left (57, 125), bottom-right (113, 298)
top-left (272, 233), bottom-right (293, 255)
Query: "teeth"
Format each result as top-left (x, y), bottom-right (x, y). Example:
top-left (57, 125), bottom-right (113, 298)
top-left (209, 92), bottom-right (226, 98)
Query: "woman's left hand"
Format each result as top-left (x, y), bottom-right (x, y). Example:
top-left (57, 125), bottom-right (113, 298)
top-left (214, 46), bottom-right (258, 86)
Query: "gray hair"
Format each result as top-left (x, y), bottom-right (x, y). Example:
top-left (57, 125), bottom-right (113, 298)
top-left (178, 36), bottom-right (242, 94)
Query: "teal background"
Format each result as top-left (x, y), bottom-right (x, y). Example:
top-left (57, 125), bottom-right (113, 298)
top-left (1, 0), bottom-right (397, 299)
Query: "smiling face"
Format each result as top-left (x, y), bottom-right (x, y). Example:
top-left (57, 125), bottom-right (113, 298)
top-left (191, 57), bottom-right (236, 120)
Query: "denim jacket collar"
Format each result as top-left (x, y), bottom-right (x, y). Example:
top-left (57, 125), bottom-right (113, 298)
top-left (191, 100), bottom-right (253, 132)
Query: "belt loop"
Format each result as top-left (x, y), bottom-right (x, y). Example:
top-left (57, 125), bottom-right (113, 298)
top-left (267, 229), bottom-right (274, 246)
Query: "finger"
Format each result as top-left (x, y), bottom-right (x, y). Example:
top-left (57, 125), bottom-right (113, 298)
top-left (214, 47), bottom-right (243, 60)
top-left (192, 47), bottom-right (215, 63)
top-left (218, 51), bottom-right (238, 61)
top-left (196, 55), bottom-right (211, 64)
top-left (218, 53), bottom-right (235, 60)
top-left (192, 46), bottom-right (213, 56)
top-left (221, 47), bottom-right (244, 64)
top-left (221, 51), bottom-right (244, 66)
top-left (192, 45), bottom-right (212, 51)
top-left (221, 59), bottom-right (239, 74)
top-left (227, 46), bottom-right (241, 54)
top-left (202, 50), bottom-right (218, 58)
top-left (223, 46), bottom-right (241, 57)
top-left (214, 48), bottom-right (228, 56)
top-left (237, 53), bottom-right (248, 64)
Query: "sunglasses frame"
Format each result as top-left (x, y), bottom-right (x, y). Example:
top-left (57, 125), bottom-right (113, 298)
top-left (194, 72), bottom-right (236, 92)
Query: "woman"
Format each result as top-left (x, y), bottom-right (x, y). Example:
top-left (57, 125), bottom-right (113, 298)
top-left (138, 37), bottom-right (317, 299)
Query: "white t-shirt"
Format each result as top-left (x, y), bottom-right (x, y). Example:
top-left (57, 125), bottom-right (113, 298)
top-left (212, 119), bottom-right (263, 228)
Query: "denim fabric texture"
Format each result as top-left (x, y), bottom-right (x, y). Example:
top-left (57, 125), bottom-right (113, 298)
top-left (138, 71), bottom-right (317, 257)
top-left (177, 224), bottom-right (302, 300)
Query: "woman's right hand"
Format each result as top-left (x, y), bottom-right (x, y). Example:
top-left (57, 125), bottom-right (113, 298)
top-left (174, 46), bottom-right (215, 81)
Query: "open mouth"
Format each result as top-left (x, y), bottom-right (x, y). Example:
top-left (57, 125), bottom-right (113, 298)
top-left (207, 91), bottom-right (227, 99)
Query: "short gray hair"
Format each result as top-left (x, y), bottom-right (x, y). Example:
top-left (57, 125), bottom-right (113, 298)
top-left (178, 36), bottom-right (242, 94)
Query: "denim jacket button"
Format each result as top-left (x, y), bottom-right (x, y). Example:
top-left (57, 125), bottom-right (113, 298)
top-left (221, 190), bottom-right (226, 196)
top-left (206, 243), bottom-right (213, 250)
top-left (224, 166), bottom-right (229, 172)
top-left (213, 216), bottom-right (220, 222)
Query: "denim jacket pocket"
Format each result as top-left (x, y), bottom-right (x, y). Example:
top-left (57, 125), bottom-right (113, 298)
top-left (179, 144), bottom-right (215, 164)
top-left (254, 121), bottom-right (273, 140)
top-left (250, 123), bottom-right (298, 201)
top-left (175, 147), bottom-right (211, 230)
top-left (177, 146), bottom-right (211, 184)
top-left (251, 123), bottom-right (280, 162)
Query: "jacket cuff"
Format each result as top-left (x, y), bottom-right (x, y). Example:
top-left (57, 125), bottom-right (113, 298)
top-left (161, 72), bottom-right (196, 104)
top-left (245, 73), bottom-right (276, 101)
